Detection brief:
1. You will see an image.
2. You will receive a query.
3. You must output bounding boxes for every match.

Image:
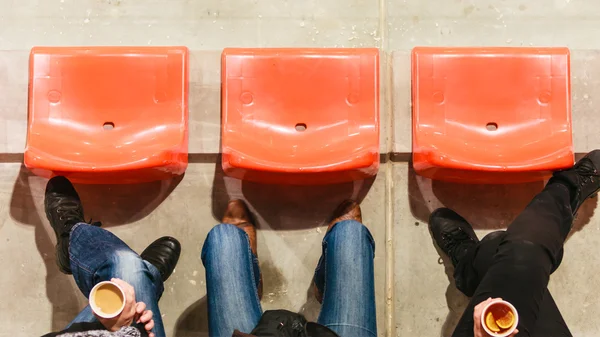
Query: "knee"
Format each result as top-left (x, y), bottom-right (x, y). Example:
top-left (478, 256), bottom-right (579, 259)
top-left (202, 224), bottom-right (249, 258)
top-left (327, 220), bottom-right (375, 251)
top-left (205, 224), bottom-right (247, 244)
top-left (108, 249), bottom-right (147, 279)
top-left (481, 230), bottom-right (506, 243)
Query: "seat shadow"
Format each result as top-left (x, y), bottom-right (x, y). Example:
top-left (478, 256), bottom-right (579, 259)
top-left (435, 247), bottom-right (470, 337)
top-left (74, 174), bottom-right (183, 227)
top-left (9, 164), bottom-right (82, 331)
top-left (211, 155), bottom-right (376, 230)
top-left (409, 163), bottom-right (545, 229)
top-left (408, 160), bottom-right (597, 233)
top-left (297, 281), bottom-right (321, 323)
top-left (173, 296), bottom-right (209, 337)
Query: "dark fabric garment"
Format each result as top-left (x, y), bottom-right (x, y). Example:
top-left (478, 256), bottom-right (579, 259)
top-left (232, 310), bottom-right (339, 337)
top-left (452, 182), bottom-right (574, 337)
top-left (41, 323), bottom-right (147, 337)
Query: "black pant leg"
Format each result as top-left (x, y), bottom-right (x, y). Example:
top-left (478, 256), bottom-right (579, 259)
top-left (531, 291), bottom-right (572, 337)
top-left (452, 182), bottom-right (574, 337)
top-left (454, 231), bottom-right (572, 336)
top-left (454, 231), bottom-right (506, 297)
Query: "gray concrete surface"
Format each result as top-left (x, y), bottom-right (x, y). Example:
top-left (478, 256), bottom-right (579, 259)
top-left (2, 0), bottom-right (600, 336)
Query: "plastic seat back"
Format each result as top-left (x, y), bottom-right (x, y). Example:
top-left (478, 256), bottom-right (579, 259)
top-left (25, 46), bottom-right (189, 183)
top-left (222, 48), bottom-right (379, 184)
top-left (412, 47), bottom-right (573, 183)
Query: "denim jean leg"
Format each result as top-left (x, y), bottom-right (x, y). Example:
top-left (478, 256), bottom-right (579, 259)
top-left (202, 224), bottom-right (262, 337)
top-left (314, 220), bottom-right (377, 337)
top-left (68, 223), bottom-right (166, 337)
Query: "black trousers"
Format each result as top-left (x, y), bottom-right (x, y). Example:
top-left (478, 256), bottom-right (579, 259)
top-left (452, 181), bottom-right (574, 337)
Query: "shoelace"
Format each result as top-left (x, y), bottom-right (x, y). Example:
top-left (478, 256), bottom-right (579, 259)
top-left (575, 159), bottom-right (600, 187)
top-left (442, 227), bottom-right (475, 259)
top-left (56, 201), bottom-right (100, 237)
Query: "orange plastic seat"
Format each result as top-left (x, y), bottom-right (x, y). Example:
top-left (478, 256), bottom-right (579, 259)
top-left (412, 47), bottom-right (573, 184)
top-left (221, 48), bottom-right (380, 184)
top-left (25, 46), bottom-right (189, 184)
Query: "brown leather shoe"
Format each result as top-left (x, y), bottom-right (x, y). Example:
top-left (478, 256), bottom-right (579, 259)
top-left (222, 199), bottom-right (257, 255)
top-left (327, 199), bottom-right (362, 232)
top-left (314, 200), bottom-right (363, 303)
top-left (222, 199), bottom-right (263, 298)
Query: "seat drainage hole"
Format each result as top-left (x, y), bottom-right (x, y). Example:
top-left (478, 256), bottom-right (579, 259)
top-left (486, 122), bottom-right (498, 131)
top-left (103, 122), bottom-right (115, 130)
top-left (295, 123), bottom-right (307, 132)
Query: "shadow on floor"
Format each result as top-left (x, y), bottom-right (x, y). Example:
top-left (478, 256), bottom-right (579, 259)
top-left (436, 247), bottom-right (470, 337)
top-left (297, 281), bottom-right (322, 324)
top-left (259, 254), bottom-right (321, 320)
top-left (73, 174), bottom-right (183, 227)
top-left (9, 164), bottom-right (181, 331)
top-left (173, 296), bottom-right (209, 337)
top-left (211, 155), bottom-right (376, 230)
top-left (9, 165), bottom-right (81, 331)
top-left (408, 163), bottom-right (545, 228)
top-left (407, 161), bottom-right (597, 336)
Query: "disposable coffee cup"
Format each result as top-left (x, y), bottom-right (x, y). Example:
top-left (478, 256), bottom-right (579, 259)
top-left (89, 281), bottom-right (126, 319)
top-left (481, 300), bottom-right (519, 337)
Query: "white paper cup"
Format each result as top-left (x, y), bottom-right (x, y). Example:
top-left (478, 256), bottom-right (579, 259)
top-left (481, 300), bottom-right (519, 337)
top-left (89, 281), bottom-right (126, 319)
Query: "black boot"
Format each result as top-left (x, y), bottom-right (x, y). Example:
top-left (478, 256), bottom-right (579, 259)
top-left (551, 150), bottom-right (600, 215)
top-left (141, 237), bottom-right (181, 282)
top-left (429, 208), bottom-right (479, 267)
top-left (45, 176), bottom-right (99, 274)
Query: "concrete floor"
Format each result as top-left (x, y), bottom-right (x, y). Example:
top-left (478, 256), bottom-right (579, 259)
top-left (2, 0), bottom-right (600, 336)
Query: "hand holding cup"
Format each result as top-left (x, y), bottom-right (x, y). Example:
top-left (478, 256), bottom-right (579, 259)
top-left (473, 298), bottom-right (519, 337)
top-left (90, 278), bottom-right (155, 336)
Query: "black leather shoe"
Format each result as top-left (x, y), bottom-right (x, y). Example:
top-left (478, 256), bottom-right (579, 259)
top-left (551, 150), bottom-right (600, 215)
top-left (141, 236), bottom-right (181, 282)
top-left (44, 176), bottom-right (90, 274)
top-left (429, 208), bottom-right (479, 267)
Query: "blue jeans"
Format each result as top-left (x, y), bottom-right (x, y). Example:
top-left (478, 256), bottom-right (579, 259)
top-left (68, 223), bottom-right (166, 337)
top-left (201, 220), bottom-right (377, 337)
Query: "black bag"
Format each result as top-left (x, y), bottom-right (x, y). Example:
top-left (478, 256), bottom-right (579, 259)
top-left (233, 310), bottom-right (339, 337)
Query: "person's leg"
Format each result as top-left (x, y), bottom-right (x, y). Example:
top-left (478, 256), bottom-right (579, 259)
top-left (450, 180), bottom-right (574, 336)
top-left (530, 291), bottom-right (571, 337)
top-left (202, 223), bottom-right (262, 337)
top-left (314, 219), bottom-right (377, 337)
top-left (453, 289), bottom-right (572, 337)
top-left (453, 230), bottom-right (506, 297)
top-left (44, 176), bottom-right (172, 336)
top-left (68, 223), bottom-right (166, 336)
top-left (456, 231), bottom-right (572, 337)
top-left (434, 149), bottom-right (600, 336)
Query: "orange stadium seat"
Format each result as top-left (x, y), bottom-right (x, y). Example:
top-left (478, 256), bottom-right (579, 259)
top-left (221, 48), bottom-right (380, 184)
top-left (25, 46), bottom-right (189, 184)
top-left (412, 47), bottom-right (573, 184)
